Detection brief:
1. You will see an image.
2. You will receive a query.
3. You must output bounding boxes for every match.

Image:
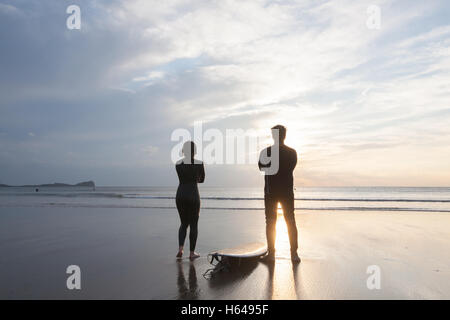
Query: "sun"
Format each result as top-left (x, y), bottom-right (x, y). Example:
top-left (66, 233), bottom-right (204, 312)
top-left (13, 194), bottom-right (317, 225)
top-left (255, 115), bottom-right (310, 156)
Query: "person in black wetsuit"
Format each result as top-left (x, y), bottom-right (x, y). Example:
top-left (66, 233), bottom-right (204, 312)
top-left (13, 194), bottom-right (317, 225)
top-left (175, 141), bottom-right (205, 260)
top-left (258, 125), bottom-right (300, 263)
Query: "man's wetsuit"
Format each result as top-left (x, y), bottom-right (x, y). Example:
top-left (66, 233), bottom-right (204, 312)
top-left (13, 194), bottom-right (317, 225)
top-left (258, 144), bottom-right (298, 254)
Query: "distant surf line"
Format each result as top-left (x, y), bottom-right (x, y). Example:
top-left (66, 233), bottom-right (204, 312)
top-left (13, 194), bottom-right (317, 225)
top-left (2, 192), bottom-right (450, 203)
top-left (2, 202), bottom-right (450, 213)
top-left (123, 195), bottom-right (450, 203)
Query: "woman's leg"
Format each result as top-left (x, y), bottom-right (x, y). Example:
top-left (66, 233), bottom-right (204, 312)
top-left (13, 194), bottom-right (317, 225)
top-left (189, 212), bottom-right (199, 252)
top-left (176, 199), bottom-right (189, 257)
top-left (188, 201), bottom-right (200, 259)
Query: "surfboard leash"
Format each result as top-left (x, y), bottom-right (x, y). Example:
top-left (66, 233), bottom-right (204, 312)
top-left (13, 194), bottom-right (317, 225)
top-left (202, 253), bottom-right (230, 279)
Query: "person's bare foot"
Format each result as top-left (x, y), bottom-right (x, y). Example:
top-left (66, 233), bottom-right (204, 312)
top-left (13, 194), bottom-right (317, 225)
top-left (176, 250), bottom-right (183, 259)
top-left (291, 251), bottom-right (301, 263)
top-left (261, 251), bottom-right (275, 262)
top-left (189, 252), bottom-right (200, 260)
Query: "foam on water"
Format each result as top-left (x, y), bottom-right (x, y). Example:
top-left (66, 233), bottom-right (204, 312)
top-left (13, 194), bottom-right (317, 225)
top-left (1, 186), bottom-right (450, 213)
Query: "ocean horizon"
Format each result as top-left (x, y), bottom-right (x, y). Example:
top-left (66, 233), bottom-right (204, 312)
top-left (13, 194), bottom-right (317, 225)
top-left (2, 186), bottom-right (450, 213)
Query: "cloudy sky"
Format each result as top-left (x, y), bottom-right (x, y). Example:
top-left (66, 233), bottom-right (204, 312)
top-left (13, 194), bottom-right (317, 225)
top-left (1, 0), bottom-right (450, 187)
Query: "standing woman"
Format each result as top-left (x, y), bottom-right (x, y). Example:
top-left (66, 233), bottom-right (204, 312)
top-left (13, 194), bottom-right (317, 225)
top-left (175, 141), bottom-right (205, 260)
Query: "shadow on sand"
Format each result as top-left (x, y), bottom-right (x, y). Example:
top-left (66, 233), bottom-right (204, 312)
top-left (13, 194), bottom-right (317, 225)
top-left (176, 256), bottom-right (301, 299)
top-left (206, 257), bottom-right (260, 291)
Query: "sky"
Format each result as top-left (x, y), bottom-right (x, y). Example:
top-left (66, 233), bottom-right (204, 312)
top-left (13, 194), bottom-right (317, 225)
top-left (1, 0), bottom-right (450, 187)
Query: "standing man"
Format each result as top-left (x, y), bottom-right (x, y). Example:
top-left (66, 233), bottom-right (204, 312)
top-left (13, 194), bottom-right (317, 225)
top-left (258, 125), bottom-right (300, 262)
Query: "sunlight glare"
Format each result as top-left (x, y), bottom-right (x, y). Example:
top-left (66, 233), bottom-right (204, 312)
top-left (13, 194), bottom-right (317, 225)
top-left (275, 203), bottom-right (290, 254)
top-left (270, 204), bottom-right (298, 300)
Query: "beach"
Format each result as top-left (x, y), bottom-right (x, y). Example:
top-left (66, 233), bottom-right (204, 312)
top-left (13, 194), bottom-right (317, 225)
top-left (1, 190), bottom-right (450, 299)
top-left (3, 0), bottom-right (450, 304)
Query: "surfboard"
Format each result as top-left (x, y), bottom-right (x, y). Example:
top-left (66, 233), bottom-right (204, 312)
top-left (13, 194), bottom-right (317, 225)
top-left (211, 242), bottom-right (267, 259)
top-left (203, 242), bottom-right (267, 279)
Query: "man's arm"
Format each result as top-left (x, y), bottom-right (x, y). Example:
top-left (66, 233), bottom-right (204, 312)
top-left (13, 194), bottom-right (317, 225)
top-left (289, 149), bottom-right (297, 171)
top-left (197, 163), bottom-right (205, 183)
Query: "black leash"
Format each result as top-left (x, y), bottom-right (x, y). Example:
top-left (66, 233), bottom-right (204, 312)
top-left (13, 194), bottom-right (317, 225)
top-left (202, 253), bottom-right (231, 279)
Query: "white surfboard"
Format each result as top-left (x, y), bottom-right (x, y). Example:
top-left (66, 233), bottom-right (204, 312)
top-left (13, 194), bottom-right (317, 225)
top-left (211, 242), bottom-right (267, 259)
top-left (203, 242), bottom-right (267, 279)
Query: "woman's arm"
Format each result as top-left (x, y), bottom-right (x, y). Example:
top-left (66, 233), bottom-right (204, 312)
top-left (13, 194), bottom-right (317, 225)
top-left (197, 163), bottom-right (205, 183)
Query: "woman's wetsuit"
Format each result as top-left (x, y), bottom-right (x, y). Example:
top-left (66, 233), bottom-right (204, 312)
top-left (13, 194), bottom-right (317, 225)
top-left (175, 159), bottom-right (205, 252)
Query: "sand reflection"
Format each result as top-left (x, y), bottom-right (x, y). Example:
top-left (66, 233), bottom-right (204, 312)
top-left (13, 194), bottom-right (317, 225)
top-left (265, 203), bottom-right (300, 299)
top-left (176, 261), bottom-right (200, 300)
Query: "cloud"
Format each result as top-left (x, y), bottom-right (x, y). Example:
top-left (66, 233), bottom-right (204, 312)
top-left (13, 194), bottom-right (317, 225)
top-left (0, 3), bottom-right (21, 15)
top-left (133, 71), bottom-right (165, 82)
top-left (1, 0), bottom-right (450, 186)
top-left (141, 145), bottom-right (159, 156)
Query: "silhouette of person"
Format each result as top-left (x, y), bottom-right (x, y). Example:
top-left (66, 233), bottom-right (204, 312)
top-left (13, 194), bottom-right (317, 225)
top-left (175, 141), bottom-right (205, 260)
top-left (258, 125), bottom-right (300, 262)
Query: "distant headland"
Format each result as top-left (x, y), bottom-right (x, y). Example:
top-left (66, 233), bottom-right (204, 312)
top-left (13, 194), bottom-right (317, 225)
top-left (0, 181), bottom-right (95, 188)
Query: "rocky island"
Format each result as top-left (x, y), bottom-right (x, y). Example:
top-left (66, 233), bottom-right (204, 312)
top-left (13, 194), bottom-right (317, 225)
top-left (0, 181), bottom-right (96, 188)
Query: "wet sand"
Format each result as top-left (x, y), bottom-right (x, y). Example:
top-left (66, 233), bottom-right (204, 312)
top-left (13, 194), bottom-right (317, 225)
top-left (0, 207), bottom-right (449, 299)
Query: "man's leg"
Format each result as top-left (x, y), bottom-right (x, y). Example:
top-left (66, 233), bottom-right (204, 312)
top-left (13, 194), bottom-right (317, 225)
top-left (264, 194), bottom-right (278, 255)
top-left (280, 193), bottom-right (298, 254)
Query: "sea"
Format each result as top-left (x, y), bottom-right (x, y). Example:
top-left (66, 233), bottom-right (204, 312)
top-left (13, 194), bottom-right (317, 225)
top-left (1, 186), bottom-right (450, 213)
